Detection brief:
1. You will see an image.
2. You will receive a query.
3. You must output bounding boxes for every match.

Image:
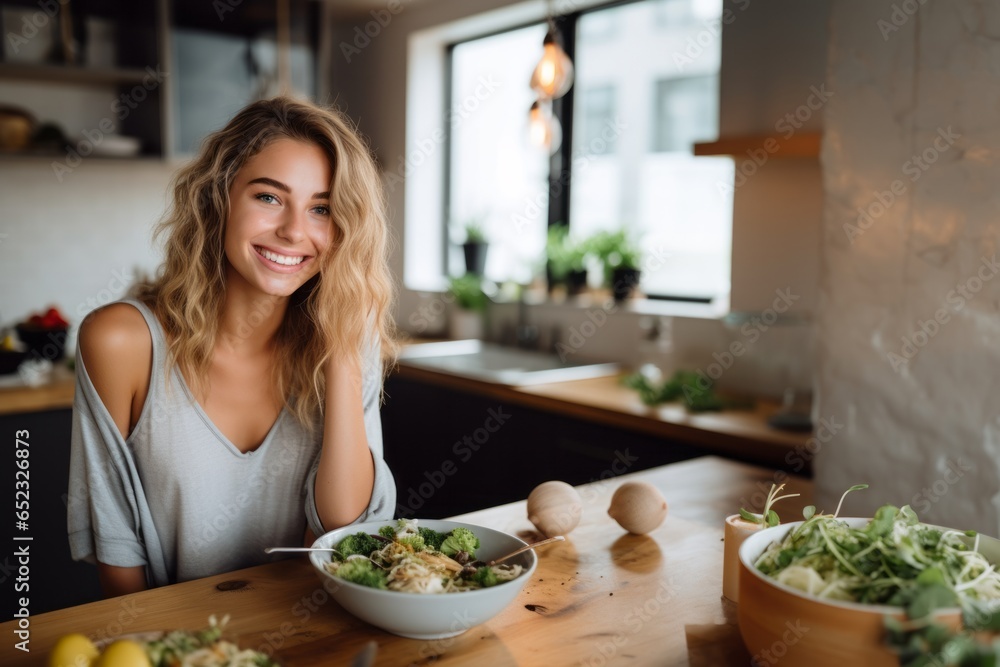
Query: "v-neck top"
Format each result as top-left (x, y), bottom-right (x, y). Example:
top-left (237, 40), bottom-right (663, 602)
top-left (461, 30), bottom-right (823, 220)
top-left (67, 299), bottom-right (396, 586)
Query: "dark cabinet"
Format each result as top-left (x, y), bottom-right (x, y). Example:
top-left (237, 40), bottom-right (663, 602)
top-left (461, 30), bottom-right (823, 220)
top-left (2, 408), bottom-right (102, 619)
top-left (380, 375), bottom-right (704, 519)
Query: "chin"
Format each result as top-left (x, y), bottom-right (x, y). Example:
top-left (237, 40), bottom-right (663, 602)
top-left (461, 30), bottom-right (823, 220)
top-left (259, 278), bottom-right (313, 299)
top-left (279, 272), bottom-right (323, 299)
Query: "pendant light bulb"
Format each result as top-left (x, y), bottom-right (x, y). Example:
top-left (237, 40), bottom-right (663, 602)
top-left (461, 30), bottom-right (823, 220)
top-left (529, 101), bottom-right (562, 154)
top-left (530, 28), bottom-right (574, 100)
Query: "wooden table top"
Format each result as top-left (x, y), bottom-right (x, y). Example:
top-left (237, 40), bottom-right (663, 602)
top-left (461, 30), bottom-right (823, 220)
top-left (0, 456), bottom-right (812, 666)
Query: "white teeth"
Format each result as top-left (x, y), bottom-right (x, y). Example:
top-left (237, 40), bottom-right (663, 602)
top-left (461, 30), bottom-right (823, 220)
top-left (257, 246), bottom-right (304, 266)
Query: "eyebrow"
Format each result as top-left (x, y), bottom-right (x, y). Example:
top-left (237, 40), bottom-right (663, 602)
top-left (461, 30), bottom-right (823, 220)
top-left (247, 177), bottom-right (329, 200)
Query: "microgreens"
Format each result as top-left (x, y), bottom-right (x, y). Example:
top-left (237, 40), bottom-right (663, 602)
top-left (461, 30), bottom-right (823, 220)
top-left (739, 483), bottom-right (800, 528)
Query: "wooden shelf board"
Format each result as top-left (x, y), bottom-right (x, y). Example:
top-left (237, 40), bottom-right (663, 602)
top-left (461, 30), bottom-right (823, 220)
top-left (0, 151), bottom-right (163, 161)
top-left (0, 62), bottom-right (150, 86)
top-left (694, 132), bottom-right (822, 158)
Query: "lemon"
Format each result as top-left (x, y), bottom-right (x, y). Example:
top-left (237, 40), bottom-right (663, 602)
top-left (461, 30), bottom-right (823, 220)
top-left (48, 633), bottom-right (99, 667)
top-left (92, 639), bottom-right (152, 667)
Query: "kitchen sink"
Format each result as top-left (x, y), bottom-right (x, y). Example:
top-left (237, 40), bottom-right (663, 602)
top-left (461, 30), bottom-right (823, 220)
top-left (398, 339), bottom-right (620, 386)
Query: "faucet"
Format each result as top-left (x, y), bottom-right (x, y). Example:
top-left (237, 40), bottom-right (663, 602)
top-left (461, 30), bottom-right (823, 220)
top-left (516, 285), bottom-right (540, 350)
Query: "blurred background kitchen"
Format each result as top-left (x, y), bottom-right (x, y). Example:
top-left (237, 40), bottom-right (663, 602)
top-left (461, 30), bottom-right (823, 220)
top-left (2, 0), bottom-right (998, 615)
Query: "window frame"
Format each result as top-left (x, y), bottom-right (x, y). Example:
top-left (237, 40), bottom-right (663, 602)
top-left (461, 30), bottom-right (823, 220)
top-left (442, 0), bottom-right (724, 303)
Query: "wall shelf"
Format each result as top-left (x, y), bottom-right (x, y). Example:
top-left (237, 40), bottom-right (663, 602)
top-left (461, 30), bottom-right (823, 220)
top-left (694, 132), bottom-right (822, 158)
top-left (0, 62), bottom-right (151, 86)
top-left (0, 0), bottom-right (319, 160)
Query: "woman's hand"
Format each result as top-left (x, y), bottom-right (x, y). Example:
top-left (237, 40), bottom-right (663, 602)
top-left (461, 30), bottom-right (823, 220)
top-left (312, 356), bottom-right (376, 530)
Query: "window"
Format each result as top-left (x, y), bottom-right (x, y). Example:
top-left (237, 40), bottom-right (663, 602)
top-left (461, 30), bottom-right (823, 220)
top-left (653, 76), bottom-right (717, 152)
top-left (443, 0), bottom-right (731, 300)
top-left (579, 86), bottom-right (618, 156)
top-left (446, 23), bottom-right (549, 283)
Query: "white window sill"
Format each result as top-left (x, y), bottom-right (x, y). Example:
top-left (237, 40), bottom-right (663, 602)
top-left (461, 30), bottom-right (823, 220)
top-left (404, 285), bottom-right (730, 322)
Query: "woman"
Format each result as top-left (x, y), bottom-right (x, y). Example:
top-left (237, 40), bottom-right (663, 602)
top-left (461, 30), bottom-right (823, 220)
top-left (67, 97), bottom-right (397, 597)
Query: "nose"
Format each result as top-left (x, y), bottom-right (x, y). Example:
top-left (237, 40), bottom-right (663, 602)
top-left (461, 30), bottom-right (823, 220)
top-left (276, 207), bottom-right (306, 244)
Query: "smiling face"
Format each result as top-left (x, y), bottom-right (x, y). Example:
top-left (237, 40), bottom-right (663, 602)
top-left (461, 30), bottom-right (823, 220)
top-left (223, 137), bottom-right (335, 299)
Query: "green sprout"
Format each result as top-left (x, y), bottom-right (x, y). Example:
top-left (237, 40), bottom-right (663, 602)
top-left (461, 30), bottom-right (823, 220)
top-left (739, 483), bottom-right (801, 528)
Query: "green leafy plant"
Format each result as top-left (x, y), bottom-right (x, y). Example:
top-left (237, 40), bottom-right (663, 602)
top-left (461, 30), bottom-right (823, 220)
top-left (546, 226), bottom-right (588, 280)
top-left (621, 369), bottom-right (753, 412)
top-left (464, 221), bottom-right (487, 244)
top-left (886, 607), bottom-right (1000, 666)
top-left (447, 274), bottom-right (489, 312)
top-left (585, 229), bottom-right (642, 279)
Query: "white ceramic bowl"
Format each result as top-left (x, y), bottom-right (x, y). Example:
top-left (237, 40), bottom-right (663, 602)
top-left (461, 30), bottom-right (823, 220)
top-left (309, 519), bottom-right (537, 639)
top-left (737, 518), bottom-right (997, 666)
top-left (91, 134), bottom-right (141, 157)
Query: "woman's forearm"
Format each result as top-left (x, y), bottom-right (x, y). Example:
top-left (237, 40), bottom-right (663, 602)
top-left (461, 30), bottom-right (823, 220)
top-left (97, 563), bottom-right (148, 598)
top-left (313, 358), bottom-right (376, 530)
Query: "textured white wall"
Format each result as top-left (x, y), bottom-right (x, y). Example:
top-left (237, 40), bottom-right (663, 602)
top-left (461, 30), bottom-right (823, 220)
top-left (721, 0), bottom-right (827, 316)
top-left (0, 160), bottom-right (172, 325)
top-left (816, 0), bottom-right (1000, 533)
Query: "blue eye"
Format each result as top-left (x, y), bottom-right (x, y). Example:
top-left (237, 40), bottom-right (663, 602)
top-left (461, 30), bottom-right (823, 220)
top-left (313, 206), bottom-right (331, 216)
top-left (256, 193), bottom-right (278, 204)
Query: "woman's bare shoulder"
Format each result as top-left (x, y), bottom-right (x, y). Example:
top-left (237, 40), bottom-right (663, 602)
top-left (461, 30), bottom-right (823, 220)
top-left (78, 303), bottom-right (153, 435)
top-left (79, 302), bottom-right (152, 361)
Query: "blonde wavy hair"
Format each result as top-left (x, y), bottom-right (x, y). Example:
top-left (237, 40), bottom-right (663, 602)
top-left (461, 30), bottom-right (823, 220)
top-left (133, 96), bottom-right (397, 428)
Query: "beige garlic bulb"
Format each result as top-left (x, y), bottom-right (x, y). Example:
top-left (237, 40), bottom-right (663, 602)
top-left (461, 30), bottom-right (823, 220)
top-left (608, 481), bottom-right (668, 534)
top-left (527, 481), bottom-right (583, 537)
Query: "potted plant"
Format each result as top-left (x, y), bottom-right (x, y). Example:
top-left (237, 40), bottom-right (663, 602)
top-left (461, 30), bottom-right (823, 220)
top-left (586, 230), bottom-right (642, 301)
top-left (546, 226), bottom-right (588, 295)
top-left (461, 221), bottom-right (489, 276)
top-left (447, 273), bottom-right (489, 340)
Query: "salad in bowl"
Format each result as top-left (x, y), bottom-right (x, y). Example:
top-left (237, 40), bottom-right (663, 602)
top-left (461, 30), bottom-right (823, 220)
top-left (309, 519), bottom-right (538, 639)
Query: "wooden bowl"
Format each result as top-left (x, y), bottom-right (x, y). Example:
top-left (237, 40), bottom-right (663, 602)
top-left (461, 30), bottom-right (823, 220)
top-left (736, 519), bottom-right (989, 666)
top-left (0, 105), bottom-right (35, 152)
top-left (15, 324), bottom-right (68, 361)
top-left (0, 350), bottom-right (27, 375)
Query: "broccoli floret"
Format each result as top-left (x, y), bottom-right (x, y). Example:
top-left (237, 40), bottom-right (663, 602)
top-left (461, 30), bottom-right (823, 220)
top-left (335, 559), bottom-right (387, 589)
top-left (418, 527), bottom-right (447, 551)
top-left (440, 527), bottom-right (480, 558)
top-left (398, 535), bottom-right (426, 551)
top-left (394, 518), bottom-right (419, 535)
top-left (472, 566), bottom-right (498, 588)
top-left (378, 525), bottom-right (396, 539)
top-left (336, 532), bottom-right (381, 558)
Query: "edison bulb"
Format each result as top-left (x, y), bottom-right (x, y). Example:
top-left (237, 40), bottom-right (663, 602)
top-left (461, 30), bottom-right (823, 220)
top-left (529, 101), bottom-right (562, 154)
top-left (530, 32), bottom-right (574, 100)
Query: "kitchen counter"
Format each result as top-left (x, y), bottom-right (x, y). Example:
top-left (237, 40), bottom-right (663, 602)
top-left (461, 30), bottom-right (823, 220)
top-left (0, 344), bottom-right (812, 474)
top-left (395, 362), bottom-right (810, 473)
top-left (0, 456), bottom-right (813, 666)
top-left (0, 366), bottom-right (74, 416)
